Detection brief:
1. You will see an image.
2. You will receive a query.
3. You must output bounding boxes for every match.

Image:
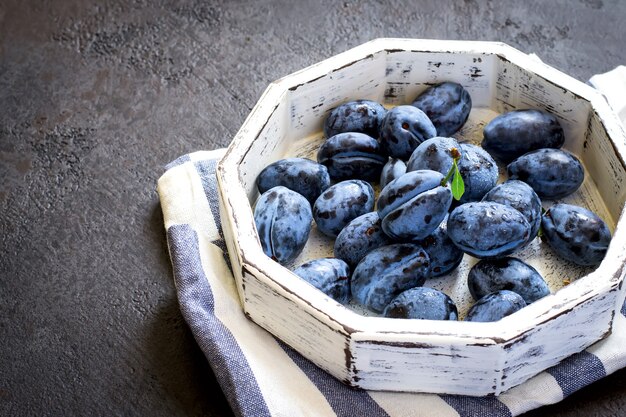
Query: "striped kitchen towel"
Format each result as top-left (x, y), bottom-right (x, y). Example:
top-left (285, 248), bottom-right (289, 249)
top-left (157, 68), bottom-right (626, 417)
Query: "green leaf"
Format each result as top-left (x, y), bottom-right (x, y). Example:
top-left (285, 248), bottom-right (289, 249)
top-left (451, 159), bottom-right (465, 201)
top-left (440, 148), bottom-right (465, 200)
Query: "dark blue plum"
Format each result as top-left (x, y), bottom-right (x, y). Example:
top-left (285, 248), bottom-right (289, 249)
top-left (317, 132), bottom-right (387, 181)
top-left (351, 243), bottom-right (431, 313)
top-left (482, 180), bottom-right (542, 242)
top-left (465, 290), bottom-right (527, 322)
top-left (414, 217), bottom-right (464, 277)
top-left (257, 157), bottom-right (331, 205)
top-left (377, 170), bottom-right (444, 219)
top-left (334, 212), bottom-right (392, 268)
top-left (447, 202), bottom-right (531, 258)
top-left (482, 109), bottom-right (565, 163)
top-left (411, 82), bottom-right (472, 136)
top-left (380, 158), bottom-right (407, 188)
top-left (407, 140), bottom-right (498, 203)
top-left (468, 257), bottom-right (550, 304)
top-left (324, 100), bottom-right (387, 138)
top-left (507, 148), bottom-right (584, 199)
top-left (379, 105), bottom-right (437, 160)
top-left (406, 136), bottom-right (460, 175)
top-left (293, 258), bottom-right (351, 304)
top-left (541, 203), bottom-right (612, 266)
top-left (377, 170), bottom-right (452, 240)
top-left (254, 186), bottom-right (312, 264)
top-left (456, 143), bottom-right (498, 203)
top-left (313, 180), bottom-right (375, 237)
top-left (383, 287), bottom-right (458, 320)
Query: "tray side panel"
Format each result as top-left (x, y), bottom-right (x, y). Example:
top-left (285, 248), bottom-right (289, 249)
top-left (582, 109), bottom-right (626, 224)
top-left (500, 282), bottom-right (620, 392)
top-left (382, 50), bottom-right (496, 108)
top-left (239, 265), bottom-right (354, 384)
top-left (350, 336), bottom-right (502, 396)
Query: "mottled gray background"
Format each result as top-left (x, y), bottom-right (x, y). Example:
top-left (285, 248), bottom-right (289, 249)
top-left (1, 1), bottom-right (625, 416)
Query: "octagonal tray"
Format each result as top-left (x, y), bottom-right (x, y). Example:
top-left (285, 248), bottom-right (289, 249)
top-left (216, 38), bottom-right (626, 396)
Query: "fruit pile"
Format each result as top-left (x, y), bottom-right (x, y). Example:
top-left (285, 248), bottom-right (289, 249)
top-left (253, 82), bottom-right (612, 323)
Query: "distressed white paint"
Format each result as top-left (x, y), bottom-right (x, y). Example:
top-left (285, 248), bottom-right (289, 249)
top-left (216, 39), bottom-right (626, 396)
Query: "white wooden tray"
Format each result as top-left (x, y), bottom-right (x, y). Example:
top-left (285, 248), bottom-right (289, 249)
top-left (216, 39), bottom-right (626, 396)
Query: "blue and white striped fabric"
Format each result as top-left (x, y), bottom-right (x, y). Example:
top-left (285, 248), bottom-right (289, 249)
top-left (157, 69), bottom-right (626, 417)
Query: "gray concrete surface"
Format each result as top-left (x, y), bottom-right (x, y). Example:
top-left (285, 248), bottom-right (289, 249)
top-left (1, 1), bottom-right (626, 416)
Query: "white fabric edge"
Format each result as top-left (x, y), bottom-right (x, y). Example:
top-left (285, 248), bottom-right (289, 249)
top-left (589, 65), bottom-right (626, 124)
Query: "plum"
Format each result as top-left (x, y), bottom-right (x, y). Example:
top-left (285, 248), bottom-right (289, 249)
top-left (407, 139), bottom-right (498, 203)
top-left (254, 186), bottom-right (312, 264)
top-left (293, 258), bottom-right (351, 303)
top-left (379, 105), bottom-right (437, 160)
top-left (406, 136), bottom-right (460, 175)
top-left (482, 109), bottom-right (565, 163)
top-left (507, 148), bottom-right (584, 199)
top-left (383, 287), bottom-right (458, 320)
top-left (380, 157), bottom-right (407, 188)
top-left (351, 243), bottom-right (431, 313)
top-left (456, 143), bottom-right (498, 203)
top-left (256, 157), bottom-right (330, 205)
top-left (377, 170), bottom-right (452, 240)
top-left (317, 132), bottom-right (387, 181)
top-left (334, 212), bottom-right (392, 269)
top-left (447, 202), bottom-right (531, 258)
top-left (465, 290), bottom-right (527, 322)
top-left (313, 180), bottom-right (375, 237)
top-left (414, 216), bottom-right (464, 277)
top-left (468, 257), bottom-right (550, 304)
top-left (324, 99), bottom-right (387, 138)
top-left (411, 82), bottom-right (472, 136)
top-left (482, 180), bottom-right (542, 242)
top-left (541, 203), bottom-right (611, 266)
